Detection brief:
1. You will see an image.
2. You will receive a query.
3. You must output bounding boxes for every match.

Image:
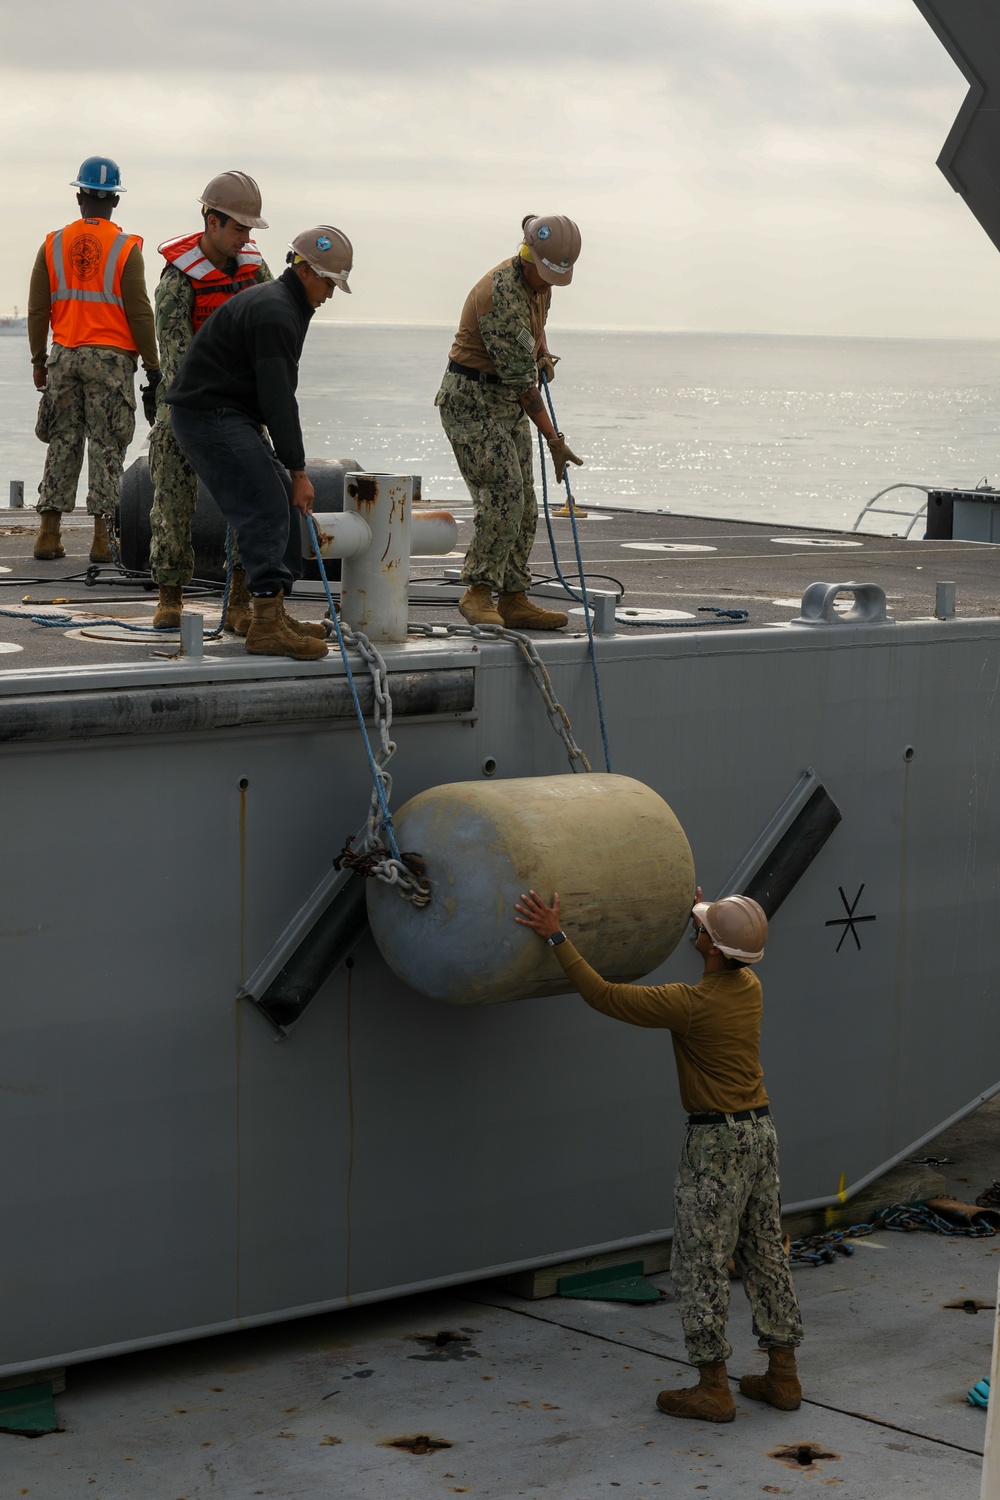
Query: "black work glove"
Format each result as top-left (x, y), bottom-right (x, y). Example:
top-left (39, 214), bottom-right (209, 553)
top-left (141, 368), bottom-right (162, 425)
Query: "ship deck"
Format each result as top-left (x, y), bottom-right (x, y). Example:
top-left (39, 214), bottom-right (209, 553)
top-left (7, 1096), bottom-right (997, 1499)
top-left (0, 503), bottom-right (994, 671)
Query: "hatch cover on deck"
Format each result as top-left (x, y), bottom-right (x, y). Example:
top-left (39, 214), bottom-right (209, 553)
top-left (621, 542), bottom-right (717, 553)
top-left (770, 537), bottom-right (863, 548)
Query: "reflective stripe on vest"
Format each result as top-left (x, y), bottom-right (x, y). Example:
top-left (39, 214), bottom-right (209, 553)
top-left (159, 231), bottom-right (262, 333)
top-left (50, 229), bottom-right (128, 308)
top-left (45, 219), bottom-right (141, 353)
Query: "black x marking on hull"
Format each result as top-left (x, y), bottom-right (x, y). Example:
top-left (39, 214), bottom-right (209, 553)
top-left (825, 883), bottom-right (876, 952)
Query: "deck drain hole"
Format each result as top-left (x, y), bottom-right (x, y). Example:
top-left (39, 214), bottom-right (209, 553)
top-left (945, 1298), bottom-right (994, 1314)
top-left (386, 1435), bottom-right (453, 1455)
top-left (407, 1331), bottom-right (480, 1363)
top-left (770, 1443), bottom-right (839, 1470)
top-left (482, 757), bottom-right (497, 777)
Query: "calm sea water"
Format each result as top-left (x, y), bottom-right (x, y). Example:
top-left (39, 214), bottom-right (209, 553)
top-left (2, 325), bottom-right (999, 533)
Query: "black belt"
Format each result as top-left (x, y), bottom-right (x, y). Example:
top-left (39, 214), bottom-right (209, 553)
top-left (448, 359), bottom-right (499, 385)
top-left (687, 1106), bottom-right (770, 1125)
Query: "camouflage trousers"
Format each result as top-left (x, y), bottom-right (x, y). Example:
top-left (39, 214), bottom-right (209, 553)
top-left (148, 418), bottom-right (242, 586)
top-left (671, 1115), bottom-right (803, 1366)
top-left (36, 344), bottom-right (136, 516)
top-left (435, 371), bottom-right (536, 593)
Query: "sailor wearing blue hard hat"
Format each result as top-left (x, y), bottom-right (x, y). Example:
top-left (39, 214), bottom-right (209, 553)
top-left (28, 156), bottom-right (159, 564)
top-left (69, 156), bottom-right (126, 198)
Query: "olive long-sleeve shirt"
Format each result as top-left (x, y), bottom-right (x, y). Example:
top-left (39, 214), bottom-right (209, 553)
top-left (28, 242), bottom-right (159, 369)
top-left (552, 939), bottom-right (769, 1115)
top-left (448, 257), bottom-right (550, 389)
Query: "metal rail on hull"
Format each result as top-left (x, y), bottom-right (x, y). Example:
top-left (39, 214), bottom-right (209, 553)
top-left (0, 669), bottom-right (475, 743)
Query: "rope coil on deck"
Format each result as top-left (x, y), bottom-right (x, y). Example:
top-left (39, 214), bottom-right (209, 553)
top-left (0, 522), bottom-right (236, 641)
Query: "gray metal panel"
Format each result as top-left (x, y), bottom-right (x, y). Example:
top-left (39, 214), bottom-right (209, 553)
top-left (953, 496), bottom-right (1000, 543)
top-left (911, 1), bottom-right (1000, 253)
top-left (3, 619), bottom-right (1000, 1372)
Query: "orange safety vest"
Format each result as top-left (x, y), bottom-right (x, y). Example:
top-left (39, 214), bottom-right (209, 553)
top-left (45, 217), bottom-right (142, 354)
top-left (159, 231), bottom-right (263, 332)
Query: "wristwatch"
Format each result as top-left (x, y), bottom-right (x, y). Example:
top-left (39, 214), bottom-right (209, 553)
top-left (546, 930), bottom-right (567, 947)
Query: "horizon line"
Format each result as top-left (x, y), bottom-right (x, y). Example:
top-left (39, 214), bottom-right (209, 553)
top-left (306, 320), bottom-right (1000, 343)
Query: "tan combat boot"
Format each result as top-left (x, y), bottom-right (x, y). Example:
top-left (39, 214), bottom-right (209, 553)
top-left (33, 510), bottom-right (65, 561)
top-left (656, 1361), bottom-right (736, 1423)
top-left (280, 595), bottom-right (327, 640)
top-left (89, 515), bottom-right (112, 564)
top-left (245, 592), bottom-right (328, 661)
top-left (497, 590), bottom-right (568, 631)
top-left (153, 585), bottom-right (183, 630)
top-left (458, 583), bottom-right (503, 627)
top-left (739, 1347), bottom-right (802, 1411)
top-left (223, 565), bottom-right (252, 636)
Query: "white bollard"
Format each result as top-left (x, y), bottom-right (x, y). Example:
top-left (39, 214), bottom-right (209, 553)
top-left (411, 510), bottom-right (458, 557)
top-left (340, 475), bottom-right (414, 643)
top-left (303, 511), bottom-right (373, 561)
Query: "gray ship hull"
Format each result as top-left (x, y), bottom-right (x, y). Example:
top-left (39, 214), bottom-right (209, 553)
top-left (3, 606), bottom-right (998, 1376)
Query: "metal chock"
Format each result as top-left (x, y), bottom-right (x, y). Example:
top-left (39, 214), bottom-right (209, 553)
top-left (0, 1381), bottom-right (59, 1437)
top-left (557, 1260), bottom-right (661, 1304)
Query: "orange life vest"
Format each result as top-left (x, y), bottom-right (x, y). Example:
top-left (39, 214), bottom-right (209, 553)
top-left (45, 218), bottom-right (142, 353)
top-left (158, 232), bottom-right (263, 332)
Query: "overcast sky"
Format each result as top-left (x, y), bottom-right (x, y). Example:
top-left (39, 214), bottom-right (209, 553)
top-left (1, 0), bottom-right (994, 337)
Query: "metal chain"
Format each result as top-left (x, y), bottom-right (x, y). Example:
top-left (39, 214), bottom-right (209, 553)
top-left (407, 620), bottom-right (592, 772)
top-left (324, 613), bottom-right (432, 907)
top-left (789, 1200), bottom-right (998, 1267)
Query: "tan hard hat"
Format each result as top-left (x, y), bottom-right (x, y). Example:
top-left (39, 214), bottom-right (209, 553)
top-left (199, 171), bottom-right (268, 230)
top-left (287, 226), bottom-right (353, 294)
top-left (522, 215), bottom-right (582, 285)
top-left (692, 896), bottom-right (768, 963)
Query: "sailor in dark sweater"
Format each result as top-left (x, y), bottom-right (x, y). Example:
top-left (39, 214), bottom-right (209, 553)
top-left (167, 225), bottom-right (353, 660)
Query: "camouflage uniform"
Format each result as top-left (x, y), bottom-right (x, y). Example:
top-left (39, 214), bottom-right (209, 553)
top-left (36, 344), bottom-right (136, 516)
top-left (671, 1115), bottom-right (803, 1366)
top-left (435, 258), bottom-right (548, 593)
top-left (149, 258), bottom-right (271, 585)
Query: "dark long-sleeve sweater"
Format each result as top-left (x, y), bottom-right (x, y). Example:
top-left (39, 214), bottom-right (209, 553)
top-left (165, 267), bottom-right (313, 471)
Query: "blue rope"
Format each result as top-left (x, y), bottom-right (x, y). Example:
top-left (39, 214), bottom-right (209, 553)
top-left (304, 512), bottom-right (402, 862)
top-left (204, 527), bottom-right (235, 640)
top-left (0, 524), bottom-right (237, 638)
top-left (0, 606), bottom-right (166, 634)
top-left (538, 374), bottom-right (612, 772)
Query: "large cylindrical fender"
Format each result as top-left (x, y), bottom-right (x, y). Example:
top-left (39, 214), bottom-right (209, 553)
top-left (366, 774), bottom-right (695, 1005)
